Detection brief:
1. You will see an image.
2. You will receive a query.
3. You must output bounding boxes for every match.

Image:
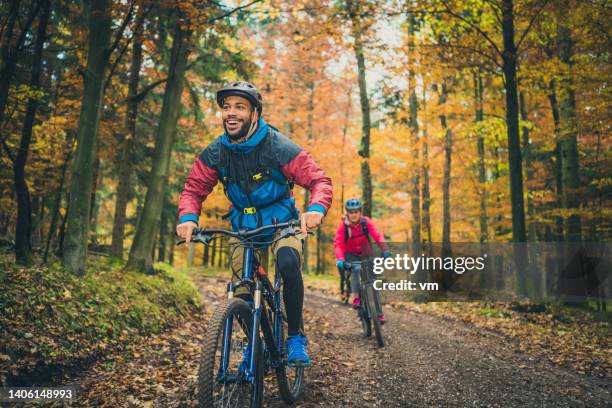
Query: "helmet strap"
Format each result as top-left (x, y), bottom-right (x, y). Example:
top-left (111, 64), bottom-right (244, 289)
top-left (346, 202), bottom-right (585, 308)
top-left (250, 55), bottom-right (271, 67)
top-left (244, 109), bottom-right (259, 140)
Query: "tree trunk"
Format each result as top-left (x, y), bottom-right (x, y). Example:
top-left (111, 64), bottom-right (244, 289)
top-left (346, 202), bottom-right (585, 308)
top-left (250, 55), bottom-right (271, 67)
top-left (502, 0), bottom-right (527, 296)
top-left (501, 0), bottom-right (527, 243)
top-left (520, 91), bottom-right (536, 241)
top-left (407, 10), bottom-right (420, 247)
top-left (556, 3), bottom-right (581, 242)
top-left (548, 79), bottom-right (564, 242)
top-left (348, 1), bottom-right (373, 217)
top-left (203, 237), bottom-right (209, 265)
top-left (157, 205), bottom-right (167, 262)
top-left (302, 80), bottom-right (315, 273)
top-left (474, 72), bottom-right (488, 243)
top-left (439, 83), bottom-right (452, 256)
top-left (13, 0), bottom-right (50, 265)
top-left (339, 89), bottom-right (352, 208)
top-left (111, 5), bottom-right (144, 258)
top-left (62, 0), bottom-right (112, 275)
top-left (126, 20), bottom-right (192, 273)
top-left (88, 154), bottom-right (101, 244)
top-left (0, 0), bottom-right (40, 127)
top-left (421, 86), bottom-right (432, 255)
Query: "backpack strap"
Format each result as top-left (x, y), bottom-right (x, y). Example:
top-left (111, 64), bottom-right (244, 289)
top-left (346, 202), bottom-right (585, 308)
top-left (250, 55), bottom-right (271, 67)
top-left (361, 217), bottom-right (370, 242)
top-left (344, 217), bottom-right (371, 243)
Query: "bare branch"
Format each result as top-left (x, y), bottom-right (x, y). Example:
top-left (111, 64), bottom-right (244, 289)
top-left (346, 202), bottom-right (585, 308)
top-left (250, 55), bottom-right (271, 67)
top-left (208, 0), bottom-right (262, 23)
top-left (439, 0), bottom-right (503, 57)
top-left (128, 77), bottom-right (168, 103)
top-left (1, 137), bottom-right (15, 163)
top-left (107, 0), bottom-right (136, 57)
top-left (516, 0), bottom-right (551, 51)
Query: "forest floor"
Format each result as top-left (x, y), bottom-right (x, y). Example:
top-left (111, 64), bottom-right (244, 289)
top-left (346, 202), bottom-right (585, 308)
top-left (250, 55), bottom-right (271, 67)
top-left (19, 270), bottom-right (607, 408)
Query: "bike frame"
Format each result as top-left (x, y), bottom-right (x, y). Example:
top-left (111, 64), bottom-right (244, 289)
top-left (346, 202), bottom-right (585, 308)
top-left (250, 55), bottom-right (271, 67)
top-left (218, 244), bottom-right (286, 384)
top-left (350, 259), bottom-right (383, 320)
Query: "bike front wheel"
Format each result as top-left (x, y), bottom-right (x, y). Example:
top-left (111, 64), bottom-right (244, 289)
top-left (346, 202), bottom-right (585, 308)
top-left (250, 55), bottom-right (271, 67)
top-left (359, 288), bottom-right (372, 337)
top-left (366, 285), bottom-right (385, 347)
top-left (198, 297), bottom-right (264, 407)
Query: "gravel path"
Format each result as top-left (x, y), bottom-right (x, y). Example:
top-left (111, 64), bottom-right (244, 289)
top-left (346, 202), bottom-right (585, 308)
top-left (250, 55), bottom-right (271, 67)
top-left (48, 276), bottom-right (610, 407)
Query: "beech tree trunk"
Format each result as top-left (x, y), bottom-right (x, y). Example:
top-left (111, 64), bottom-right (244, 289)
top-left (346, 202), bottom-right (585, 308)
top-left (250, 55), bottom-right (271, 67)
top-left (111, 7), bottom-right (144, 258)
top-left (126, 19), bottom-right (192, 273)
top-left (556, 2), bottom-right (582, 242)
top-left (62, 0), bottom-right (112, 275)
top-left (407, 10), bottom-right (420, 247)
top-left (348, 0), bottom-right (373, 217)
top-left (14, 0), bottom-right (50, 265)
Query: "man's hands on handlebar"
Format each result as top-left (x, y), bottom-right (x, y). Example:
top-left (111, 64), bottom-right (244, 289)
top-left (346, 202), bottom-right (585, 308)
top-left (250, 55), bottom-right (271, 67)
top-left (176, 221), bottom-right (197, 243)
top-left (300, 211), bottom-right (324, 234)
top-left (176, 211), bottom-right (323, 243)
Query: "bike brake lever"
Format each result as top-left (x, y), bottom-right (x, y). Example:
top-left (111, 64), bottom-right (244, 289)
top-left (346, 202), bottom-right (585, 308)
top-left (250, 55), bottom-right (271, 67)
top-left (192, 234), bottom-right (213, 245)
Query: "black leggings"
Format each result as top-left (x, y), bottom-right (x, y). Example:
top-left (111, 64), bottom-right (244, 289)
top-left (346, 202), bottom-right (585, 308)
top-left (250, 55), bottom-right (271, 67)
top-left (276, 247), bottom-right (303, 337)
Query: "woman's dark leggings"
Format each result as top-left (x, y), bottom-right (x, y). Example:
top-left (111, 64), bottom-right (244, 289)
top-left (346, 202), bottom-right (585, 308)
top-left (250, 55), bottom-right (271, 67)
top-left (275, 247), bottom-right (303, 337)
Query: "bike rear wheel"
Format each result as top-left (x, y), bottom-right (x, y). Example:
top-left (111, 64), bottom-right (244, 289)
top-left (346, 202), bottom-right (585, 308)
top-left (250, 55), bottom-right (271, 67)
top-left (366, 285), bottom-right (385, 347)
top-left (276, 287), bottom-right (305, 404)
top-left (198, 297), bottom-right (264, 407)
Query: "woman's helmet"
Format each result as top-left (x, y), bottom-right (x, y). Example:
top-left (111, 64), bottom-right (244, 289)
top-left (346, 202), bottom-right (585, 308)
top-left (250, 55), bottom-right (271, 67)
top-left (345, 198), bottom-right (362, 211)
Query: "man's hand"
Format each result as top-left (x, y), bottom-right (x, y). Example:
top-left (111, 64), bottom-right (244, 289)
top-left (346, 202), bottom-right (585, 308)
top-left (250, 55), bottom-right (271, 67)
top-left (300, 211), bottom-right (324, 234)
top-left (176, 221), bottom-right (197, 243)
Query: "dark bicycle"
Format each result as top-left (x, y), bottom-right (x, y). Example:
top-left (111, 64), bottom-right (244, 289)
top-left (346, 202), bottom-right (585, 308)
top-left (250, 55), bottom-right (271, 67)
top-left (345, 259), bottom-right (385, 347)
top-left (339, 266), bottom-right (351, 305)
top-left (178, 221), bottom-right (305, 407)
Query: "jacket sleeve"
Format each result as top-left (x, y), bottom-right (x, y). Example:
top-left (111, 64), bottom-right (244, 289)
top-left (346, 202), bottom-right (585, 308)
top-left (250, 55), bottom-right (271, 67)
top-left (281, 150), bottom-right (333, 215)
top-left (365, 217), bottom-right (389, 253)
top-left (178, 158), bottom-right (219, 225)
top-left (333, 222), bottom-right (347, 261)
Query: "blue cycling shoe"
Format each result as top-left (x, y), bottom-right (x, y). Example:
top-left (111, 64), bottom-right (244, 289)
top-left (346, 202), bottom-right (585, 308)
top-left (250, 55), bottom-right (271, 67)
top-left (287, 334), bottom-right (311, 367)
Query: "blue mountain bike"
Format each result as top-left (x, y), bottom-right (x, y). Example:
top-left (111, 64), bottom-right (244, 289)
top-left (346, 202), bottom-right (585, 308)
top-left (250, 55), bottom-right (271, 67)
top-left (180, 221), bottom-right (305, 407)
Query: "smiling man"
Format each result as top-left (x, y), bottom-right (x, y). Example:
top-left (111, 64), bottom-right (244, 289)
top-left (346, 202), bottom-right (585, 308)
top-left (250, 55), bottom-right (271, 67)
top-left (176, 81), bottom-right (333, 366)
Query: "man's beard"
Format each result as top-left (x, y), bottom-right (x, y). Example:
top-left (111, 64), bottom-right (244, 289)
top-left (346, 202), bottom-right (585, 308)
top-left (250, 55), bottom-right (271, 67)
top-left (224, 118), bottom-right (252, 141)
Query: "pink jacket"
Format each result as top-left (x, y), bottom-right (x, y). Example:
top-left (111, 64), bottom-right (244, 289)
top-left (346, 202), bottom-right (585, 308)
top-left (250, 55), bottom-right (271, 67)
top-left (333, 216), bottom-right (388, 260)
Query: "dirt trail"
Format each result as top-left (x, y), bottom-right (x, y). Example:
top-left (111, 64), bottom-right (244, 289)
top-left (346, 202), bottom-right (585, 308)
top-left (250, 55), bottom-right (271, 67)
top-left (45, 276), bottom-right (610, 407)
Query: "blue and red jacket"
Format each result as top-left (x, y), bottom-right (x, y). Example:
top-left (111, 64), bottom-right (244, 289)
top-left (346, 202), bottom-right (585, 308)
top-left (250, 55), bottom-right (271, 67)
top-left (178, 118), bottom-right (332, 236)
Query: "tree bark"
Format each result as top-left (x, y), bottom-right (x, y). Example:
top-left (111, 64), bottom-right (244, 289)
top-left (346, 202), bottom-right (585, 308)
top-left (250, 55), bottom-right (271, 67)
top-left (157, 205), bottom-right (167, 262)
top-left (0, 0), bottom-right (40, 128)
top-left (111, 7), bottom-right (144, 258)
top-left (302, 80), bottom-right (315, 273)
top-left (421, 86), bottom-right (432, 255)
top-left (88, 154), bottom-right (101, 243)
top-left (556, 3), bottom-right (581, 242)
top-left (126, 19), bottom-right (192, 273)
top-left (501, 0), bottom-right (527, 244)
top-left (348, 0), bottom-right (373, 217)
top-left (474, 71), bottom-right (488, 244)
top-left (13, 0), bottom-right (50, 265)
top-left (548, 79), bottom-right (565, 242)
top-left (407, 10), bottom-right (420, 247)
top-left (339, 89), bottom-right (352, 208)
top-left (439, 82), bottom-right (452, 256)
top-left (62, 0), bottom-right (113, 275)
top-left (502, 0), bottom-right (527, 296)
top-left (520, 91), bottom-right (536, 241)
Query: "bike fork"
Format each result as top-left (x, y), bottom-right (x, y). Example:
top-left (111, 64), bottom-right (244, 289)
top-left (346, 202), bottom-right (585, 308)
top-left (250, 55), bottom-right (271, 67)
top-left (247, 280), bottom-right (262, 381)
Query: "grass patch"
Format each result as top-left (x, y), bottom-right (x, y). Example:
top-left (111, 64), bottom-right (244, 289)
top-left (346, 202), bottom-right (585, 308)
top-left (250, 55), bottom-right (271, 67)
top-left (0, 252), bottom-right (201, 383)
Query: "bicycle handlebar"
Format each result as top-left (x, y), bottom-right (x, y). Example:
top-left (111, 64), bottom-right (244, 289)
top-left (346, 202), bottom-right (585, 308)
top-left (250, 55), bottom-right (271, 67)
top-left (176, 220), bottom-right (302, 246)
